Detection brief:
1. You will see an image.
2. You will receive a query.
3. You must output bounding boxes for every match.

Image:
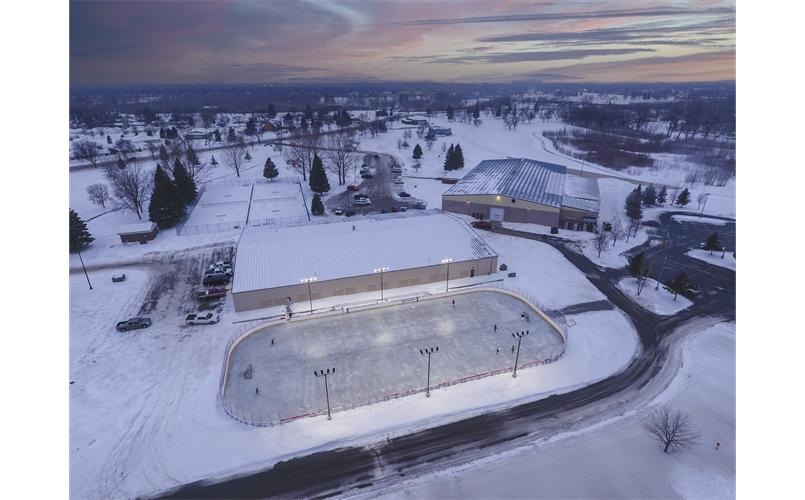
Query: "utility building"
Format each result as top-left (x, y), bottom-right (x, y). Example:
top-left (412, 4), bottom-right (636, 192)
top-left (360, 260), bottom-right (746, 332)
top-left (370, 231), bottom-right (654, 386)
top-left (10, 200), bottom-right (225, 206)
top-left (231, 210), bottom-right (498, 313)
top-left (441, 158), bottom-right (600, 231)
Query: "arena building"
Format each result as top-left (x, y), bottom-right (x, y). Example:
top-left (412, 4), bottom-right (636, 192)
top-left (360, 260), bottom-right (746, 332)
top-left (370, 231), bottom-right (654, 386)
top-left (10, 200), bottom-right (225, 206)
top-left (441, 158), bottom-right (601, 231)
top-left (231, 210), bottom-right (499, 312)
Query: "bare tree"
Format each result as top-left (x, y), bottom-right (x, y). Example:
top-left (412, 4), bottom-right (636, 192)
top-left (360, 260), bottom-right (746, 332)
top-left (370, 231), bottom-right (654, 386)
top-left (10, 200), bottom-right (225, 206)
top-left (593, 225), bottom-right (610, 258)
top-left (72, 140), bottom-right (103, 168)
top-left (103, 158), bottom-right (150, 219)
top-left (145, 140), bottom-right (160, 161)
top-left (114, 138), bottom-right (135, 159)
top-left (86, 183), bottom-right (111, 208)
top-left (282, 128), bottom-right (322, 181)
top-left (221, 135), bottom-right (248, 177)
top-left (610, 218), bottom-right (626, 247)
top-left (640, 405), bottom-right (700, 454)
top-left (323, 130), bottom-right (360, 185)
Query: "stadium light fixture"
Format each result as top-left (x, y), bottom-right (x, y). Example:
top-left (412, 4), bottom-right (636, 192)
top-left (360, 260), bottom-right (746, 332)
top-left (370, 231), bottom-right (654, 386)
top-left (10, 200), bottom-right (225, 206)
top-left (420, 347), bottom-right (438, 397)
top-left (313, 367), bottom-right (336, 420)
top-left (301, 277), bottom-right (317, 314)
top-left (512, 331), bottom-right (529, 378)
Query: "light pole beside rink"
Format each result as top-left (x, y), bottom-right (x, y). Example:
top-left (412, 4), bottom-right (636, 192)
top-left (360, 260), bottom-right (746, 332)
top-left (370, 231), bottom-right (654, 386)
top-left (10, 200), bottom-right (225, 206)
top-left (420, 347), bottom-right (438, 397)
top-left (374, 267), bottom-right (389, 301)
top-left (512, 331), bottom-right (528, 378)
top-left (442, 258), bottom-right (453, 292)
top-left (301, 277), bottom-right (316, 314)
top-left (314, 368), bottom-right (336, 420)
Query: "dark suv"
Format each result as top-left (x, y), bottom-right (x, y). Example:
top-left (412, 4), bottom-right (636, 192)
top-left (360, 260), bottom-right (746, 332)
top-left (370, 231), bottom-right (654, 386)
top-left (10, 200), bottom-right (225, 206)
top-left (203, 273), bottom-right (231, 286)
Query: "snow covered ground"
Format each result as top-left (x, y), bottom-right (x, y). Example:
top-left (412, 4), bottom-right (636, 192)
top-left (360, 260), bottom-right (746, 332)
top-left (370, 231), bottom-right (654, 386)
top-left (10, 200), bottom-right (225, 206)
top-left (63, 113), bottom-right (740, 499)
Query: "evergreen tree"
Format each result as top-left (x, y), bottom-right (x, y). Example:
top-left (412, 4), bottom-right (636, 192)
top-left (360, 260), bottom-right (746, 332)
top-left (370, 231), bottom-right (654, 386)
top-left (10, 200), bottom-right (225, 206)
top-left (69, 209), bottom-right (94, 252)
top-left (305, 105), bottom-right (314, 121)
top-left (186, 146), bottom-right (201, 167)
top-left (643, 184), bottom-right (657, 206)
top-left (107, 134), bottom-right (112, 144)
top-left (245, 118), bottom-right (257, 137)
top-left (227, 127), bottom-right (236, 142)
top-left (703, 233), bottom-right (722, 254)
top-left (443, 144), bottom-right (455, 171)
top-left (453, 143), bottom-right (465, 169)
top-left (267, 103), bottom-right (277, 118)
top-left (173, 159), bottom-right (198, 204)
top-left (308, 154), bottom-right (330, 194)
top-left (446, 105), bottom-right (454, 121)
top-left (159, 144), bottom-right (169, 165)
top-left (663, 271), bottom-right (694, 300)
top-left (676, 188), bottom-right (692, 207)
top-left (214, 129), bottom-right (222, 143)
top-left (627, 251), bottom-right (652, 295)
top-left (413, 143), bottom-right (423, 159)
top-left (624, 191), bottom-right (643, 221)
top-left (657, 186), bottom-right (668, 205)
top-left (311, 193), bottom-right (325, 215)
top-left (117, 158), bottom-right (127, 170)
top-left (300, 117), bottom-right (308, 129)
top-left (210, 155), bottom-right (218, 166)
top-left (159, 127), bottom-right (166, 139)
top-left (148, 165), bottom-right (187, 229)
top-left (263, 157), bottom-right (279, 181)
top-left (473, 101), bottom-right (480, 119)
top-left (496, 106), bottom-right (502, 118)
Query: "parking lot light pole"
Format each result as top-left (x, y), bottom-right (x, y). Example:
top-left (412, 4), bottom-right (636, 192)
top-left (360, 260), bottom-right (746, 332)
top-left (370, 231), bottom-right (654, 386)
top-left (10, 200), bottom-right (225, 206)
top-left (655, 256), bottom-right (668, 291)
top-left (314, 368), bottom-right (336, 420)
top-left (442, 259), bottom-right (453, 292)
top-left (420, 347), bottom-right (438, 397)
top-left (512, 331), bottom-right (528, 377)
top-left (700, 193), bottom-right (711, 216)
top-left (77, 247), bottom-right (93, 290)
top-left (374, 267), bottom-right (389, 301)
top-left (301, 277), bottom-right (317, 314)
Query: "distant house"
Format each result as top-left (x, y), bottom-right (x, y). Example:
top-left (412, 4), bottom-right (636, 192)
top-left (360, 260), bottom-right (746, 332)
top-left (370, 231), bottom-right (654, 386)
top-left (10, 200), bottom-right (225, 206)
top-left (261, 122), bottom-right (278, 133)
top-left (185, 129), bottom-right (209, 140)
top-left (429, 127), bottom-right (452, 136)
top-left (118, 222), bottom-right (159, 243)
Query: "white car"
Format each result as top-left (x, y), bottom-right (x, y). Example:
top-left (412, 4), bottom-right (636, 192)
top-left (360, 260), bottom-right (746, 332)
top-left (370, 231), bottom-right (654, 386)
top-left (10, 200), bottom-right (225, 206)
top-left (394, 179), bottom-right (404, 184)
top-left (355, 198), bottom-right (371, 206)
top-left (334, 206), bottom-right (345, 215)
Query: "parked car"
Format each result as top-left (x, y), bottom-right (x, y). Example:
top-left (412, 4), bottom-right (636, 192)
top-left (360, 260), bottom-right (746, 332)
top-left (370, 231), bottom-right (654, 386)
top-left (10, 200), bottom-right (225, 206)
top-left (116, 317), bottom-right (151, 332)
top-left (203, 274), bottom-right (231, 286)
top-left (688, 285), bottom-right (701, 295)
top-left (508, 272), bottom-right (517, 278)
top-left (185, 312), bottom-right (220, 325)
top-left (361, 173), bottom-right (374, 178)
top-left (205, 267), bottom-right (233, 277)
top-left (347, 185), bottom-right (359, 191)
top-left (551, 227), bottom-right (559, 234)
top-left (391, 167), bottom-right (402, 173)
top-left (354, 193), bottom-right (369, 200)
top-left (391, 206), bottom-right (401, 212)
top-left (472, 220), bottom-right (492, 229)
top-left (642, 220), bottom-right (659, 227)
top-left (413, 201), bottom-right (426, 209)
top-left (197, 288), bottom-right (227, 300)
top-left (208, 260), bottom-right (233, 270)
top-left (334, 206), bottom-right (345, 215)
top-left (398, 191), bottom-right (411, 197)
top-left (355, 198), bottom-right (371, 206)
top-left (345, 210), bottom-right (357, 217)
top-left (399, 206), bottom-right (409, 212)
top-left (394, 179), bottom-right (404, 184)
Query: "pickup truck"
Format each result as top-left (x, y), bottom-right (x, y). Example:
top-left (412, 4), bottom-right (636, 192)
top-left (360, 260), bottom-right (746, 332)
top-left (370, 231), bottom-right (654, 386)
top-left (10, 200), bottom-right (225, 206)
top-left (116, 317), bottom-right (152, 332)
top-left (185, 312), bottom-right (220, 325)
top-left (208, 260), bottom-right (233, 270)
top-left (205, 266), bottom-right (233, 277)
top-left (197, 288), bottom-right (227, 300)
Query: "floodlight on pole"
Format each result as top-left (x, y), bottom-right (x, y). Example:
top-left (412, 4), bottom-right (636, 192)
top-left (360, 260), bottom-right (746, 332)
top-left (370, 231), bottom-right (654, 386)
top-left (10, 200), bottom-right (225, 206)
top-left (374, 267), bottom-right (389, 302)
top-left (441, 259), bottom-right (453, 292)
top-left (420, 347), bottom-right (438, 397)
top-left (301, 277), bottom-right (317, 314)
top-left (512, 331), bottom-right (528, 377)
top-left (314, 367), bottom-right (336, 420)
top-left (700, 193), bottom-right (711, 216)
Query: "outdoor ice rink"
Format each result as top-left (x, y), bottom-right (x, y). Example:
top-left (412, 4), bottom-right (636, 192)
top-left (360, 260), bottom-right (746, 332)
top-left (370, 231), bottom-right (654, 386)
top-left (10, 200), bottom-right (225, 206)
top-left (223, 290), bottom-right (566, 422)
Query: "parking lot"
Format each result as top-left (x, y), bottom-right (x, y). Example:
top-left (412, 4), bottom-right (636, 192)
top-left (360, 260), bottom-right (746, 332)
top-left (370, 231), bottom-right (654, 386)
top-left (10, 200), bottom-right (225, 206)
top-left (222, 291), bottom-right (566, 422)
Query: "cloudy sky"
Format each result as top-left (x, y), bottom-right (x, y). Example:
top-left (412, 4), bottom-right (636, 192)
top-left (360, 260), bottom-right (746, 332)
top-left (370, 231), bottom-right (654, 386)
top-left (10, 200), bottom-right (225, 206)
top-left (69, 0), bottom-right (735, 85)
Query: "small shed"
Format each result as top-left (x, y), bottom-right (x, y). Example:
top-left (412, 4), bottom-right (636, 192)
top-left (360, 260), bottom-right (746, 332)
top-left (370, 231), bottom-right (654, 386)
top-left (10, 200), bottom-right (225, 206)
top-left (118, 222), bottom-right (159, 243)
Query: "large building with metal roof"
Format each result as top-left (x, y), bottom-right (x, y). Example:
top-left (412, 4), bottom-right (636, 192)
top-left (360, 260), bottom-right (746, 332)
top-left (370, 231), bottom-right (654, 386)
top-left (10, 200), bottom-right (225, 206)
top-left (441, 158), bottom-right (600, 231)
top-left (231, 210), bottom-right (499, 312)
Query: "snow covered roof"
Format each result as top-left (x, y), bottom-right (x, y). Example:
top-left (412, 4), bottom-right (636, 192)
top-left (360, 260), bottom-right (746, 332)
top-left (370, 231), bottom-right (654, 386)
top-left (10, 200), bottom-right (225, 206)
top-left (117, 222), bottom-right (157, 235)
top-left (232, 210), bottom-right (498, 293)
top-left (563, 175), bottom-right (600, 202)
top-left (442, 158), bottom-right (567, 208)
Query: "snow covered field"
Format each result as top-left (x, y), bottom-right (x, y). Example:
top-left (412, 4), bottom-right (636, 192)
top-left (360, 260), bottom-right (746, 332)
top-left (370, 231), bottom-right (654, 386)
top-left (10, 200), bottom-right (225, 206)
top-left (64, 113), bottom-right (739, 499)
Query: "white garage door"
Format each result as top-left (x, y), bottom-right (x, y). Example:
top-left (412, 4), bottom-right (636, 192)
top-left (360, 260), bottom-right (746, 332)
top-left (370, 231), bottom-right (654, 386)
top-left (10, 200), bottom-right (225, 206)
top-left (490, 207), bottom-right (505, 222)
